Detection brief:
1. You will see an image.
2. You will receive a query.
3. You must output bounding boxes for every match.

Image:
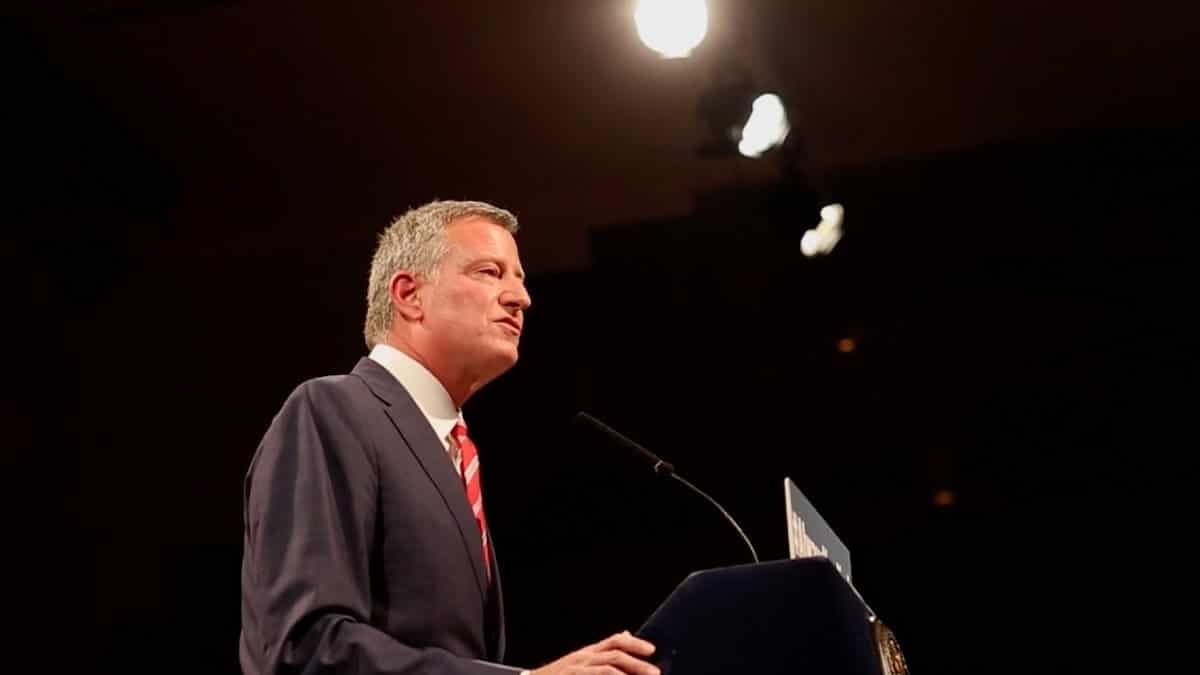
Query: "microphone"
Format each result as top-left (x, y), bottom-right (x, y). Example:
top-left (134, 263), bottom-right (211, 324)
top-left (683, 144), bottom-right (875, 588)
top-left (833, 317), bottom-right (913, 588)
top-left (573, 411), bottom-right (760, 563)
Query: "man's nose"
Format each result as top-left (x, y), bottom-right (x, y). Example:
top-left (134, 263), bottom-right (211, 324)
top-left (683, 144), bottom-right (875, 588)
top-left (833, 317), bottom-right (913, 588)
top-left (502, 279), bottom-right (531, 312)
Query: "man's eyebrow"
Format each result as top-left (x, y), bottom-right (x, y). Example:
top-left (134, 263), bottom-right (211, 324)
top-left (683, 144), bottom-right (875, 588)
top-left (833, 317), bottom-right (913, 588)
top-left (493, 257), bottom-right (526, 279)
top-left (469, 256), bottom-right (524, 279)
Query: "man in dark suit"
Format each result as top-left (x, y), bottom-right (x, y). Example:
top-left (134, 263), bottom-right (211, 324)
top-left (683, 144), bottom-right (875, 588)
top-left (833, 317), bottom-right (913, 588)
top-left (239, 200), bottom-right (659, 675)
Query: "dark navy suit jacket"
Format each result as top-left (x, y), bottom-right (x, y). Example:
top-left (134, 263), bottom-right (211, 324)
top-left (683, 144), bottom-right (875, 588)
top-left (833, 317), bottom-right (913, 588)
top-left (239, 358), bottom-right (516, 674)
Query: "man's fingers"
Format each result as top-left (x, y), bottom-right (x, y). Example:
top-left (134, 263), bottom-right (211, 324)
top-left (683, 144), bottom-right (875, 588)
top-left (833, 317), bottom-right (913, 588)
top-left (597, 648), bottom-right (660, 675)
top-left (596, 630), bottom-right (656, 657)
top-left (547, 632), bottom-right (656, 675)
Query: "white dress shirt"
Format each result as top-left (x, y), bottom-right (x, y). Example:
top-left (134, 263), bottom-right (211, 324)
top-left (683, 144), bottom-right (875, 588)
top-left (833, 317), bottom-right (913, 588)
top-left (368, 344), bottom-right (526, 674)
top-left (368, 343), bottom-right (465, 475)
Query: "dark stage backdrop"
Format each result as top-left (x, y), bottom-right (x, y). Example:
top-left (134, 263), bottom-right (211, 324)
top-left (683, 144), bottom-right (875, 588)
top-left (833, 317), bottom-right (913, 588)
top-left (9, 19), bottom-right (1195, 674)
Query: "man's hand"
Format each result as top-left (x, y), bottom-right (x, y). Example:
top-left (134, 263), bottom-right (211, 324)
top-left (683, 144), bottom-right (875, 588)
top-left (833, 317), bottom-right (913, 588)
top-left (530, 630), bottom-right (659, 675)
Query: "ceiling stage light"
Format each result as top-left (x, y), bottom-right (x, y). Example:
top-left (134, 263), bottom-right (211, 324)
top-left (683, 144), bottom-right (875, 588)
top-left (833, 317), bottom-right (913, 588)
top-left (635, 0), bottom-right (708, 59)
top-left (737, 93), bottom-right (790, 158)
top-left (800, 204), bottom-right (845, 257)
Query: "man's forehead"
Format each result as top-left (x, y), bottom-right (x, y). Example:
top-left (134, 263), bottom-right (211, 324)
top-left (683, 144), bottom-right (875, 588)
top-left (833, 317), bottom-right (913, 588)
top-left (447, 216), bottom-right (509, 242)
top-left (444, 218), bottom-right (522, 263)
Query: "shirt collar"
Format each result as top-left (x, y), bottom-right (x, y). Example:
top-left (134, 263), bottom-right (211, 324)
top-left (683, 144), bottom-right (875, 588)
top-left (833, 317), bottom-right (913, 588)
top-left (368, 343), bottom-right (462, 447)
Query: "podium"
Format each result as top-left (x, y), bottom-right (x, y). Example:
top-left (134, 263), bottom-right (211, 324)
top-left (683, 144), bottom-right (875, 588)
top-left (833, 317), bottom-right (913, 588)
top-left (636, 558), bottom-right (907, 675)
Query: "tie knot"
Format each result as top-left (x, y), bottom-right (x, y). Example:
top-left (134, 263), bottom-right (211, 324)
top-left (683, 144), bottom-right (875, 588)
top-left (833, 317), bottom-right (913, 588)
top-left (451, 421), bottom-right (469, 442)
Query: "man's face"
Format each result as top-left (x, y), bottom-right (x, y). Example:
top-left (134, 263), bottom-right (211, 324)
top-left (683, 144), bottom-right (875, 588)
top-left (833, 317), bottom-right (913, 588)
top-left (419, 216), bottom-right (531, 388)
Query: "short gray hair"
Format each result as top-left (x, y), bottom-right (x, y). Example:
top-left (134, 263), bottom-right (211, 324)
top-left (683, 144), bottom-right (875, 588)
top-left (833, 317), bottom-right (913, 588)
top-left (363, 199), bottom-right (519, 349)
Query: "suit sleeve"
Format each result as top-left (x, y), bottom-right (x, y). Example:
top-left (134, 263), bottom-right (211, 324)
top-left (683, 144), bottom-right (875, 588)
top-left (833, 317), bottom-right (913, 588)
top-left (242, 383), bottom-right (521, 675)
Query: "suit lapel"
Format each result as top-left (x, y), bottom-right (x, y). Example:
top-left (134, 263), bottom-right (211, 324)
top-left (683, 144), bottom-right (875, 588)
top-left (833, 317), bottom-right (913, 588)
top-left (352, 358), bottom-right (490, 600)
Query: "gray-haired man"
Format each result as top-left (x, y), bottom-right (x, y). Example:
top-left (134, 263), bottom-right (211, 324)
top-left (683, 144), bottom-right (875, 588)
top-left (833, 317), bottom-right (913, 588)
top-left (239, 200), bottom-right (658, 675)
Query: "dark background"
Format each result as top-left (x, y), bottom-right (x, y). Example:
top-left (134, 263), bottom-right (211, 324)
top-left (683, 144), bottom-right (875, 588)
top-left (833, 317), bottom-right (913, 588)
top-left (7, 2), bottom-right (1196, 673)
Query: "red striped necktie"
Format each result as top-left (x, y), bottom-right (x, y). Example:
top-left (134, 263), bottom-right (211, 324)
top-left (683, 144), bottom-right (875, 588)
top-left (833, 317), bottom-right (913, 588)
top-left (451, 421), bottom-right (492, 582)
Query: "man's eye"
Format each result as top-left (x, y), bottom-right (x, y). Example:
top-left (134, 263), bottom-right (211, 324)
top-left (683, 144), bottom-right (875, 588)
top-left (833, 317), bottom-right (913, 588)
top-left (480, 267), bottom-right (501, 277)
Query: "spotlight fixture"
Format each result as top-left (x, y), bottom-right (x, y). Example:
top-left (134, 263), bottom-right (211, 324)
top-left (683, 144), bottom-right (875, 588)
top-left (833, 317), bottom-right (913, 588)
top-left (634, 0), bottom-right (708, 59)
top-left (737, 93), bottom-right (790, 158)
top-left (800, 204), bottom-right (845, 257)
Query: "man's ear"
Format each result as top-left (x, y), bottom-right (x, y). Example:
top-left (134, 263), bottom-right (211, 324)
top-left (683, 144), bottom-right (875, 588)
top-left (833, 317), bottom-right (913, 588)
top-left (389, 271), bottom-right (423, 321)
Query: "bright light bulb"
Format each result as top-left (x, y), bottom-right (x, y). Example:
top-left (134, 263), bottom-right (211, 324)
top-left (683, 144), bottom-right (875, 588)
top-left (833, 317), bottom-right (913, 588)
top-left (801, 203), bottom-right (846, 257)
top-left (635, 0), bottom-right (708, 59)
top-left (800, 229), bottom-right (822, 257)
top-left (820, 204), bottom-right (844, 228)
top-left (737, 93), bottom-right (789, 158)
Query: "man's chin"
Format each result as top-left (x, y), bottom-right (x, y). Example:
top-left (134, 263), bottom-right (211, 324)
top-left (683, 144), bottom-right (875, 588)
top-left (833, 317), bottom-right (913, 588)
top-left (498, 344), bottom-right (520, 367)
top-left (484, 342), bottom-right (520, 373)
